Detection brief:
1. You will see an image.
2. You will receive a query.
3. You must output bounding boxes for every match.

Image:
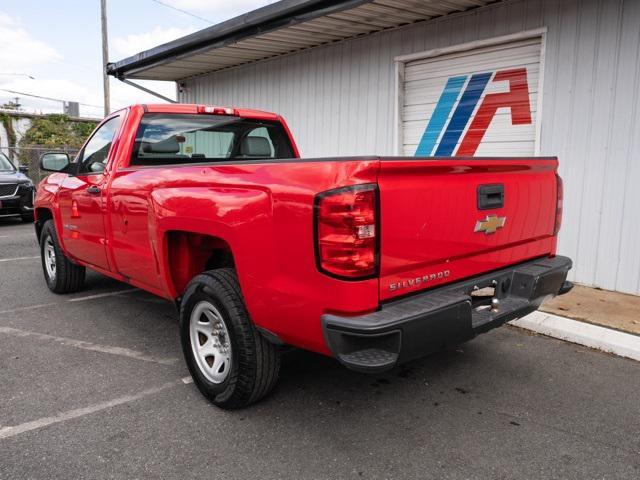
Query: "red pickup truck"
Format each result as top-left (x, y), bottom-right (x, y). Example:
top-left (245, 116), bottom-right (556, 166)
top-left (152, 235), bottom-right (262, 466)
top-left (34, 104), bottom-right (572, 409)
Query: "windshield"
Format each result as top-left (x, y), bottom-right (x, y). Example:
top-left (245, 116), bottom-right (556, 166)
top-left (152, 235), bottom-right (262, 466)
top-left (130, 114), bottom-right (295, 166)
top-left (0, 152), bottom-right (16, 172)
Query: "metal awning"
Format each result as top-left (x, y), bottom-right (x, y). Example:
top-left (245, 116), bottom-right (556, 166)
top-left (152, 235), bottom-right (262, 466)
top-left (107, 0), bottom-right (501, 82)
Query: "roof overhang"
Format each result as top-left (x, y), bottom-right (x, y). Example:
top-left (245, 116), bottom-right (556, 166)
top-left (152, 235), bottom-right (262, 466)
top-left (107, 0), bottom-right (501, 82)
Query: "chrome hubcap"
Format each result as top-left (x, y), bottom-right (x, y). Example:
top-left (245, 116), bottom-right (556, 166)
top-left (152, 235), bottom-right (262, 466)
top-left (44, 236), bottom-right (56, 279)
top-left (189, 301), bottom-right (232, 384)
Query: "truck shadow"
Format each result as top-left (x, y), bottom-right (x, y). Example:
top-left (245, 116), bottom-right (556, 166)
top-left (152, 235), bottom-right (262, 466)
top-left (274, 340), bottom-right (482, 408)
top-left (126, 285), bottom-right (511, 413)
top-left (0, 217), bottom-right (25, 227)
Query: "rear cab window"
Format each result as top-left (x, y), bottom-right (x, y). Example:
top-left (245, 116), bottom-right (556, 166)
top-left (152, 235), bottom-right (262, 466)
top-left (130, 114), bottom-right (294, 166)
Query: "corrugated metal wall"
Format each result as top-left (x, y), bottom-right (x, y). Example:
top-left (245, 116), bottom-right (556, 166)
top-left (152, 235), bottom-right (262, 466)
top-left (180, 0), bottom-right (640, 295)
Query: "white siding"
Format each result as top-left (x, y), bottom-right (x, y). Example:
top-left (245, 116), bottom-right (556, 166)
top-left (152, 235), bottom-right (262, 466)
top-left (180, 0), bottom-right (640, 295)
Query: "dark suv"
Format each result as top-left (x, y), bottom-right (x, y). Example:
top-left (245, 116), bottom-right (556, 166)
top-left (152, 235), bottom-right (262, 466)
top-left (0, 152), bottom-right (35, 222)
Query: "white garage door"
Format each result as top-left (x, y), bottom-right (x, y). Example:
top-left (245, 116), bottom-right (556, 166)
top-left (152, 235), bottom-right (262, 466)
top-left (402, 37), bottom-right (542, 157)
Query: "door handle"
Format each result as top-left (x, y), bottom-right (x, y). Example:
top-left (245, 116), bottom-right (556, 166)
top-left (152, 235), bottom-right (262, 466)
top-left (86, 186), bottom-right (101, 195)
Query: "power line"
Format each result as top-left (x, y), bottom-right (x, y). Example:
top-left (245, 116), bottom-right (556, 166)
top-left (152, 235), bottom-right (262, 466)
top-left (0, 73), bottom-right (36, 80)
top-left (0, 88), bottom-right (103, 109)
top-left (148, 0), bottom-right (213, 24)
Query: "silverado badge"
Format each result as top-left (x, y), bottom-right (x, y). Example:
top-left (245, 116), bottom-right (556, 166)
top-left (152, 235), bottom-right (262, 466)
top-left (474, 214), bottom-right (506, 234)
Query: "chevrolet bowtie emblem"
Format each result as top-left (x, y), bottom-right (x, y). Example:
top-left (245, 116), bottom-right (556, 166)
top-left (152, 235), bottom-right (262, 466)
top-left (474, 214), bottom-right (506, 234)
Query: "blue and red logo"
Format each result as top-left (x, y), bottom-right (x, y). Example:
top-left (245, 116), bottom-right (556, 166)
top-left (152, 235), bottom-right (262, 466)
top-left (415, 68), bottom-right (532, 157)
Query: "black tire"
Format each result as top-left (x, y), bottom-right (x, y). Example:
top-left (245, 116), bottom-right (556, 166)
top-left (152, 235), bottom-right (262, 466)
top-left (21, 213), bottom-right (34, 223)
top-left (180, 268), bottom-right (281, 409)
top-left (40, 220), bottom-right (86, 293)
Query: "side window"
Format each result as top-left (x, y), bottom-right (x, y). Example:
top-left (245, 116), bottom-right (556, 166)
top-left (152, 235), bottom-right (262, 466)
top-left (78, 115), bottom-right (122, 174)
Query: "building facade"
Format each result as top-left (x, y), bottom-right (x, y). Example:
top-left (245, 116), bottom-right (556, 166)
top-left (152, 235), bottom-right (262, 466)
top-left (111, 0), bottom-right (640, 295)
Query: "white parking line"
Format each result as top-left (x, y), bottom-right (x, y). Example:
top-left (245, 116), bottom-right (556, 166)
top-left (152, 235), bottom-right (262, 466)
top-left (0, 289), bottom-right (142, 316)
top-left (0, 233), bottom-right (35, 239)
top-left (0, 326), bottom-right (179, 366)
top-left (0, 303), bottom-right (58, 315)
top-left (0, 380), bottom-right (183, 440)
top-left (0, 256), bottom-right (39, 262)
top-left (68, 288), bottom-right (139, 302)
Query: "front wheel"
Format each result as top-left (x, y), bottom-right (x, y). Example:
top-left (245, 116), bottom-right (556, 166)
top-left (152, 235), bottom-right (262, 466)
top-left (40, 220), bottom-right (86, 293)
top-left (180, 268), bottom-right (281, 409)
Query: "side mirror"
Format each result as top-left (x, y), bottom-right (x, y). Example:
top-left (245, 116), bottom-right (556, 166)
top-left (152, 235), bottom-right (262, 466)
top-left (19, 165), bottom-right (29, 174)
top-left (40, 152), bottom-right (70, 172)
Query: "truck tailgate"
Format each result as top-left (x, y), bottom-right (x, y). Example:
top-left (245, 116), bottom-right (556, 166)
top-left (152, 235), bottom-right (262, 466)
top-left (378, 157), bottom-right (558, 301)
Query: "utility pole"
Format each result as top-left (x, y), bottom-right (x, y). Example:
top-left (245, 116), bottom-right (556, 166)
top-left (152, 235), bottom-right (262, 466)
top-left (100, 0), bottom-right (110, 117)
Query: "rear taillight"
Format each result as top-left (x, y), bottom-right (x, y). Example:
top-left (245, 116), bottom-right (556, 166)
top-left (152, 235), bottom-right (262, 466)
top-left (554, 174), bottom-right (563, 235)
top-left (315, 184), bottom-right (379, 280)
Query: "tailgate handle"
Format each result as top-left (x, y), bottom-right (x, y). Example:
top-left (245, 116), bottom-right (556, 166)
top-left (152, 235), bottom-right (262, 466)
top-left (477, 184), bottom-right (504, 210)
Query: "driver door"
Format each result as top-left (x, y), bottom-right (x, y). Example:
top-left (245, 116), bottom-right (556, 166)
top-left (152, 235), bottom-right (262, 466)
top-left (57, 114), bottom-right (122, 271)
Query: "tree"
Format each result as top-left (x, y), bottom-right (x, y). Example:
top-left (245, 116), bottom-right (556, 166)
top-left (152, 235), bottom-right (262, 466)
top-left (19, 114), bottom-right (97, 149)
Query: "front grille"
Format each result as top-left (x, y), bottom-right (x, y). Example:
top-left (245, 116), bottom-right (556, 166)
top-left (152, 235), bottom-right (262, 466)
top-left (0, 183), bottom-right (18, 198)
top-left (0, 206), bottom-right (21, 216)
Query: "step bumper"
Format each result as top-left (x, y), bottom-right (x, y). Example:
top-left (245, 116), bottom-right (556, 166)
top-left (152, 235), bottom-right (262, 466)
top-left (322, 255), bottom-right (573, 373)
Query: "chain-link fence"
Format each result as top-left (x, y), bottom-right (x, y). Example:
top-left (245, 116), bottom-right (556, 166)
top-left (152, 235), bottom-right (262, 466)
top-left (1, 145), bottom-right (78, 184)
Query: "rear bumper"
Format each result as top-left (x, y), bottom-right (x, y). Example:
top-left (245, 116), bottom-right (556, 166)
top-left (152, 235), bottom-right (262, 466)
top-left (322, 255), bottom-right (573, 373)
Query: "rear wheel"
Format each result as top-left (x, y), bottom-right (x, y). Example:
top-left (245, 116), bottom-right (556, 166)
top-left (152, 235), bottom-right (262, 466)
top-left (180, 268), bottom-right (281, 409)
top-left (40, 220), bottom-right (85, 293)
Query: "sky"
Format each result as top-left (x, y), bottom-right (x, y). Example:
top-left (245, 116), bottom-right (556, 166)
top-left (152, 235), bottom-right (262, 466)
top-left (0, 0), bottom-right (277, 118)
